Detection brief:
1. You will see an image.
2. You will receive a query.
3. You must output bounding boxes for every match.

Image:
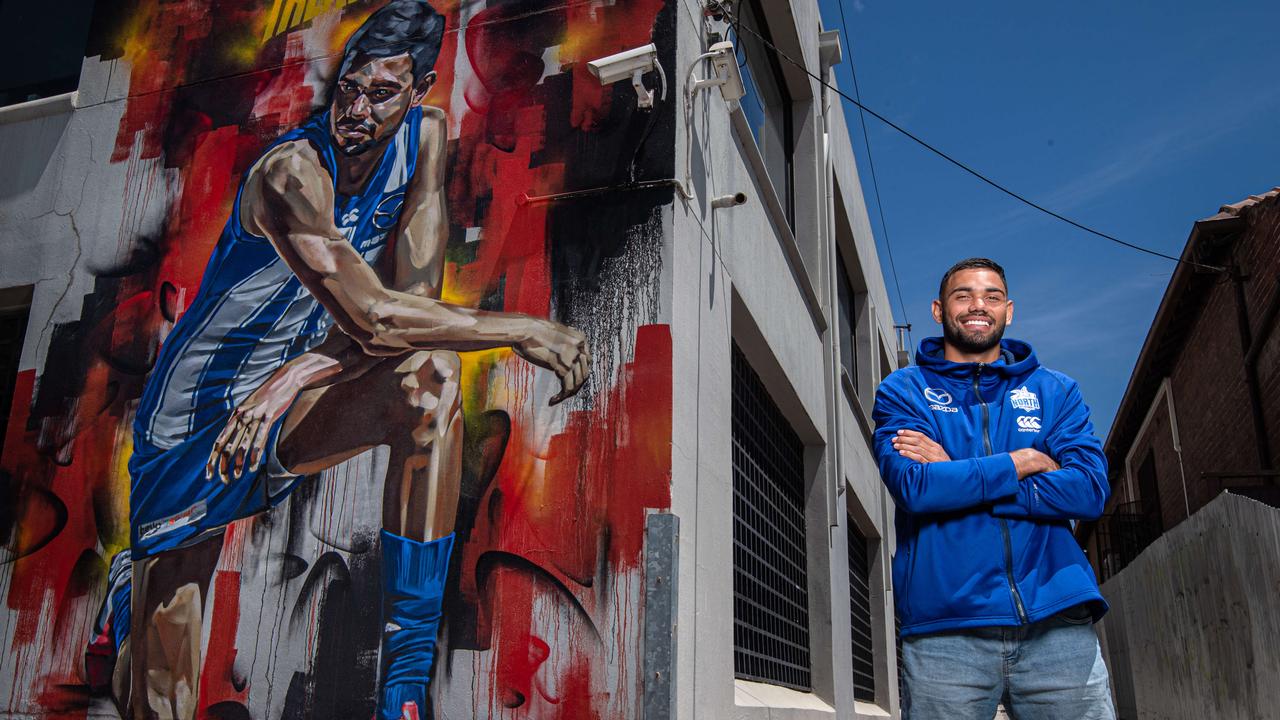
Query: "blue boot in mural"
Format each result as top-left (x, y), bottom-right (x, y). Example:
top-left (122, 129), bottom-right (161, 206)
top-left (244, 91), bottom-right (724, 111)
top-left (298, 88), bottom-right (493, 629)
top-left (378, 530), bottom-right (455, 720)
top-left (84, 549), bottom-right (133, 694)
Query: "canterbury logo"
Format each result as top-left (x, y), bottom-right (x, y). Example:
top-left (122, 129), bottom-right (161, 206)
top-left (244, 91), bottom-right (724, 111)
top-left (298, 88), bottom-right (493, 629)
top-left (1016, 415), bottom-right (1042, 431)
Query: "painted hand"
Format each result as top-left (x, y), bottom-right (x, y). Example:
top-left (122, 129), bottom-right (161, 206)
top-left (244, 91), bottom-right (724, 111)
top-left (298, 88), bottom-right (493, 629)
top-left (513, 319), bottom-right (591, 405)
top-left (892, 429), bottom-right (951, 463)
top-left (206, 370), bottom-right (303, 483)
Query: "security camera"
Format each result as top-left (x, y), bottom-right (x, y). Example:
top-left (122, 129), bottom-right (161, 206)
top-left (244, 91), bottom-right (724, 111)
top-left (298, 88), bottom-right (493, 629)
top-left (707, 41), bottom-right (745, 103)
top-left (587, 44), bottom-right (666, 109)
top-left (588, 44), bottom-right (658, 84)
top-left (690, 41), bottom-right (745, 104)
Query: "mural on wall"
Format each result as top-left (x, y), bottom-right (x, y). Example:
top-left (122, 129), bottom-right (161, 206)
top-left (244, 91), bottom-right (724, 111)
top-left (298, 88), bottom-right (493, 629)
top-left (0, 1), bottom-right (674, 718)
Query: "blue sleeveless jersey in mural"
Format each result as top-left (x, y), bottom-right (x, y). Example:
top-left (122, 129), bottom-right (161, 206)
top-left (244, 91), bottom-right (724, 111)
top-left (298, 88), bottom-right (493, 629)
top-left (129, 106), bottom-right (422, 557)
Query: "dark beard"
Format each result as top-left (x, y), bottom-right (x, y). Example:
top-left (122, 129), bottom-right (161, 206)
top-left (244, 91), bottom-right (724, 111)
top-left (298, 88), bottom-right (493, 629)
top-left (336, 137), bottom-right (375, 156)
top-left (942, 315), bottom-right (1005, 355)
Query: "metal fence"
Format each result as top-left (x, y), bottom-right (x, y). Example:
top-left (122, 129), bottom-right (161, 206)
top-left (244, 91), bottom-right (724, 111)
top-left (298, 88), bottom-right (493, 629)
top-left (731, 344), bottom-right (811, 691)
top-left (1095, 501), bottom-right (1162, 582)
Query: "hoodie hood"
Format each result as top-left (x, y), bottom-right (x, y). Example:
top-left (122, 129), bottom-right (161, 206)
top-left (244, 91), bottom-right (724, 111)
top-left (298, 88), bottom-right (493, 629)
top-left (916, 336), bottom-right (1039, 378)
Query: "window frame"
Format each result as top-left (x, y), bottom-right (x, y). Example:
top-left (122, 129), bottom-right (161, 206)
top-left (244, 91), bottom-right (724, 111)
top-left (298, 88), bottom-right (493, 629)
top-left (730, 342), bottom-right (813, 692)
top-left (734, 0), bottom-right (796, 228)
top-left (847, 516), bottom-right (875, 702)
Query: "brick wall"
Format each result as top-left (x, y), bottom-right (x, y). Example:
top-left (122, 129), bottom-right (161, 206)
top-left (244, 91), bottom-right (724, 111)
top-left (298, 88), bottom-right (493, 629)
top-left (1167, 279), bottom-right (1256, 511)
top-left (1125, 193), bottom-right (1280, 531)
top-left (1243, 200), bottom-right (1280, 461)
top-left (1126, 398), bottom-right (1184, 530)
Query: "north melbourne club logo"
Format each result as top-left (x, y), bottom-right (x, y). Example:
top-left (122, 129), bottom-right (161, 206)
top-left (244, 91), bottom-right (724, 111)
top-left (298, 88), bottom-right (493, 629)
top-left (1010, 386), bottom-right (1040, 412)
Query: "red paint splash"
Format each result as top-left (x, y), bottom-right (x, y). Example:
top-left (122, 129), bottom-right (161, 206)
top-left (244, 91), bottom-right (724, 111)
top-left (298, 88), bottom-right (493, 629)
top-left (460, 325), bottom-right (671, 716)
top-left (2, 1), bottom-right (672, 717)
top-left (197, 569), bottom-right (246, 714)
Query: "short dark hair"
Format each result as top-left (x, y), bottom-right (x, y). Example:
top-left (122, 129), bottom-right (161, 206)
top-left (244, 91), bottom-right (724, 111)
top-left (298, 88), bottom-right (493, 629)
top-left (339, 0), bottom-right (446, 84)
top-left (938, 258), bottom-right (1007, 299)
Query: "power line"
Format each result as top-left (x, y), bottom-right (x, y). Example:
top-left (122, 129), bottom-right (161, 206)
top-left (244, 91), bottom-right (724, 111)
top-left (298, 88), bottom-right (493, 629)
top-left (835, 0), bottom-right (911, 334)
top-left (714, 0), bottom-right (1224, 274)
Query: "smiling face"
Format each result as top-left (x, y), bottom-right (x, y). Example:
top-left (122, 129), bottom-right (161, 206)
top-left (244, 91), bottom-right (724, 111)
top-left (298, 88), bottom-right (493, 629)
top-left (932, 268), bottom-right (1013, 361)
top-left (329, 53), bottom-right (435, 156)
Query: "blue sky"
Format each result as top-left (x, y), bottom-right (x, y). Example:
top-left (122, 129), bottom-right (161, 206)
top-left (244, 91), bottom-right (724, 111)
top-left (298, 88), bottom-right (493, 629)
top-left (813, 0), bottom-right (1280, 437)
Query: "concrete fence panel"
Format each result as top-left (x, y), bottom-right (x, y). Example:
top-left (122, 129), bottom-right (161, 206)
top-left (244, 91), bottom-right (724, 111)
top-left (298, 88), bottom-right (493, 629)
top-left (1097, 492), bottom-right (1280, 720)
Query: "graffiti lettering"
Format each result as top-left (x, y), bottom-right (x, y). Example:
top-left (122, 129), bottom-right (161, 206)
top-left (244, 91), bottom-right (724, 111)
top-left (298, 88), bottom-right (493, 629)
top-left (262, 0), bottom-right (366, 43)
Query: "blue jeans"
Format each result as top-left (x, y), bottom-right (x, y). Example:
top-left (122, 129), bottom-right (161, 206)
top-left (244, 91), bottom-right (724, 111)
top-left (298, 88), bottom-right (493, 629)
top-left (901, 610), bottom-right (1116, 720)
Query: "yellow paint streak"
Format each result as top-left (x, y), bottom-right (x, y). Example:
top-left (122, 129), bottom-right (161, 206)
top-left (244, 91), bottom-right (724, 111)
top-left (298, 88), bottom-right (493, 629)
top-left (225, 28), bottom-right (263, 68)
top-left (439, 262), bottom-right (482, 307)
top-left (118, 11), bottom-right (152, 67)
top-left (459, 347), bottom-right (510, 413)
top-left (104, 422), bottom-right (134, 557)
top-left (329, 7), bottom-right (373, 56)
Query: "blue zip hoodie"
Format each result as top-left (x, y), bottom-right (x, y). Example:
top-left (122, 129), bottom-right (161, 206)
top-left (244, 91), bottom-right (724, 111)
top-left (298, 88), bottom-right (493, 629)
top-left (873, 337), bottom-right (1109, 637)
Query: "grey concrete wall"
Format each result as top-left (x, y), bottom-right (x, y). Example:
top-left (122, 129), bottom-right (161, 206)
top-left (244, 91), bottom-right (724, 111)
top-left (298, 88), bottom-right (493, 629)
top-left (669, 0), bottom-right (901, 718)
top-left (1096, 492), bottom-right (1280, 720)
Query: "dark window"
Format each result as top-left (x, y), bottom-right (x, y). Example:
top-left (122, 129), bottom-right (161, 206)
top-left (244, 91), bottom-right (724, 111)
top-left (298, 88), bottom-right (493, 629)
top-left (0, 1), bottom-right (96, 107)
top-left (848, 518), bottom-right (875, 702)
top-left (1135, 449), bottom-right (1162, 532)
top-left (735, 0), bottom-right (794, 227)
top-left (0, 299), bottom-right (31, 459)
top-left (732, 343), bottom-right (810, 690)
top-left (837, 251), bottom-right (857, 390)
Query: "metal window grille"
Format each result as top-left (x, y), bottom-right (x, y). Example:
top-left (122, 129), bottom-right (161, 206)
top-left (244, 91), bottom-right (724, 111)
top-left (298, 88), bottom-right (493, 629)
top-left (732, 343), bottom-right (811, 690)
top-left (848, 519), bottom-right (875, 702)
top-left (0, 305), bottom-right (30, 459)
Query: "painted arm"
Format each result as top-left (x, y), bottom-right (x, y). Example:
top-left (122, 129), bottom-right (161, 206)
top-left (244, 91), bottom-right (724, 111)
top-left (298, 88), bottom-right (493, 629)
top-left (206, 332), bottom-right (370, 482)
top-left (390, 107), bottom-right (449, 298)
top-left (240, 139), bottom-right (589, 395)
top-left (872, 382), bottom-right (1021, 514)
top-left (236, 107), bottom-right (461, 412)
top-left (991, 380), bottom-right (1110, 521)
top-left (208, 131), bottom-right (590, 483)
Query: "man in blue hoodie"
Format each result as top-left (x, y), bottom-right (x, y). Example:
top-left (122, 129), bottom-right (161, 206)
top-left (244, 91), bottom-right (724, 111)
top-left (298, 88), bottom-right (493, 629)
top-left (873, 258), bottom-right (1115, 719)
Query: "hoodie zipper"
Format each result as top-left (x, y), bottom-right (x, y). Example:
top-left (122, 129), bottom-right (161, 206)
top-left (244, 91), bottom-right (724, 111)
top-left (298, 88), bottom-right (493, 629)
top-left (973, 363), bottom-right (1029, 624)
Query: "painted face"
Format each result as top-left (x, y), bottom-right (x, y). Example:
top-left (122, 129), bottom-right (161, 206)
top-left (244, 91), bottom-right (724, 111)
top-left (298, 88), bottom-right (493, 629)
top-left (932, 268), bottom-right (1013, 355)
top-left (329, 53), bottom-right (432, 156)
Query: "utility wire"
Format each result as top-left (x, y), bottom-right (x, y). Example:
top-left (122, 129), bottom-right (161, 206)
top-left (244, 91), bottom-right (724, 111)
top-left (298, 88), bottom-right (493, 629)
top-left (835, 0), bottom-right (911, 334)
top-left (714, 0), bottom-right (1224, 274)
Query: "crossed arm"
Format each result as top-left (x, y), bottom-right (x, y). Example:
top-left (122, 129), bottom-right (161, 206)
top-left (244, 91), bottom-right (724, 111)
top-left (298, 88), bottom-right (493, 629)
top-left (873, 381), bottom-right (1108, 521)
